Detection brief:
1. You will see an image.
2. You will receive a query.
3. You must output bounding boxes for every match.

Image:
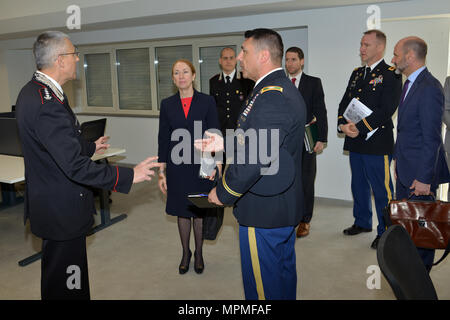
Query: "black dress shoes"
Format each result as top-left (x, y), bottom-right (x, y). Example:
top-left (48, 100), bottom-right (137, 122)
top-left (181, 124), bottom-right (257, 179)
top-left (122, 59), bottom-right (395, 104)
top-left (371, 236), bottom-right (381, 249)
top-left (179, 250), bottom-right (192, 274)
top-left (194, 251), bottom-right (204, 274)
top-left (343, 224), bottom-right (372, 235)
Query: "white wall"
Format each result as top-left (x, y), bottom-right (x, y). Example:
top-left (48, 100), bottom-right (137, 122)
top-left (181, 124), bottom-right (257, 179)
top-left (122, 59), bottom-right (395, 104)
top-left (6, 49), bottom-right (34, 106)
top-left (0, 49), bottom-right (11, 111)
top-left (1, 0), bottom-right (450, 201)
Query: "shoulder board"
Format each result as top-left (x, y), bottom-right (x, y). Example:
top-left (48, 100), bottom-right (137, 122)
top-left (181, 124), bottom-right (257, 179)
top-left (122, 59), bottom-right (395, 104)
top-left (260, 86), bottom-right (283, 94)
top-left (354, 67), bottom-right (359, 71)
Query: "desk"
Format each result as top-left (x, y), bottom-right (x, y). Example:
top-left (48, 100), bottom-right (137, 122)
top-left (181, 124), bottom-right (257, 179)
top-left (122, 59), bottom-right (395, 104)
top-left (0, 148), bottom-right (127, 266)
top-left (0, 154), bottom-right (25, 208)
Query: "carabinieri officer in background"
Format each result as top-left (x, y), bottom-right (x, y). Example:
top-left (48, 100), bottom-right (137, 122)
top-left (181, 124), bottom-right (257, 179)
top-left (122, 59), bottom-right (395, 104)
top-left (207, 28), bottom-right (306, 300)
top-left (209, 47), bottom-right (254, 137)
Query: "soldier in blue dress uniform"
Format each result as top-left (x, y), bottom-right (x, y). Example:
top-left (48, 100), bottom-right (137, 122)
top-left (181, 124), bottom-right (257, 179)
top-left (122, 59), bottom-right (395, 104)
top-left (208, 28), bottom-right (306, 300)
top-left (337, 30), bottom-right (402, 249)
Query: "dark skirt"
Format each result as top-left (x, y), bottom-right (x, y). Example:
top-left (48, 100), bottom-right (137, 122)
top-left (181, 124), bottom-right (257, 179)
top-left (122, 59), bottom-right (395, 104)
top-left (165, 162), bottom-right (214, 218)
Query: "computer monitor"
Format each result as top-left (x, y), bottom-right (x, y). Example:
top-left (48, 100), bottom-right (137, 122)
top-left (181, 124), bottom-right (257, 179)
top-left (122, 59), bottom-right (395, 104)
top-left (80, 118), bottom-right (107, 142)
top-left (0, 117), bottom-right (23, 157)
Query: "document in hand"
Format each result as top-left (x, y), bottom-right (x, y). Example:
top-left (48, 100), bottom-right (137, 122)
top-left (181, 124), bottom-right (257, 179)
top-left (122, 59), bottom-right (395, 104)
top-left (304, 119), bottom-right (318, 154)
top-left (343, 98), bottom-right (378, 140)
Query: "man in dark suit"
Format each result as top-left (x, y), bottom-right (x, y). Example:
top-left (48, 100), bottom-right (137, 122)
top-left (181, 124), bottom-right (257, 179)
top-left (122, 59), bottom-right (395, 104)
top-left (15, 31), bottom-right (160, 300)
top-left (207, 28), bottom-right (306, 300)
top-left (391, 36), bottom-right (450, 272)
top-left (338, 29), bottom-right (402, 249)
top-left (443, 76), bottom-right (450, 201)
top-left (209, 47), bottom-right (254, 136)
top-left (285, 46), bottom-right (328, 238)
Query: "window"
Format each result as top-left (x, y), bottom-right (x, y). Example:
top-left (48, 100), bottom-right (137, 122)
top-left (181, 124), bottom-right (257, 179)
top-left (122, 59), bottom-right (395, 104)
top-left (84, 53), bottom-right (113, 108)
top-left (116, 48), bottom-right (151, 111)
top-left (78, 35), bottom-right (243, 116)
top-left (155, 45), bottom-right (192, 109)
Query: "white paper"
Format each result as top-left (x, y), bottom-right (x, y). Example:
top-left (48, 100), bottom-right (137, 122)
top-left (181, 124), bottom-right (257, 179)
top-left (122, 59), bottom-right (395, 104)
top-left (343, 98), bottom-right (378, 140)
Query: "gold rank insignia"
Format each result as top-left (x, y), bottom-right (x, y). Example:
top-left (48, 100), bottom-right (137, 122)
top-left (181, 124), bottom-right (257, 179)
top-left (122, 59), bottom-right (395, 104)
top-left (388, 66), bottom-right (395, 71)
top-left (260, 86), bottom-right (283, 94)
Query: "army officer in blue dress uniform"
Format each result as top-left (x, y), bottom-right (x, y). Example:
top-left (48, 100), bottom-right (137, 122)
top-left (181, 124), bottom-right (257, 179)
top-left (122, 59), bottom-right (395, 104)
top-left (158, 59), bottom-right (220, 275)
top-left (208, 29), bottom-right (306, 300)
top-left (338, 30), bottom-right (402, 249)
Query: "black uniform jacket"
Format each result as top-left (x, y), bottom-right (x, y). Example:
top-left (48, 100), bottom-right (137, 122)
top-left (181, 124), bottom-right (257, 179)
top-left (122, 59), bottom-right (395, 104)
top-left (337, 60), bottom-right (402, 155)
top-left (216, 69), bottom-right (306, 228)
top-left (16, 73), bottom-right (134, 241)
top-left (298, 73), bottom-right (328, 142)
top-left (209, 71), bottom-right (254, 133)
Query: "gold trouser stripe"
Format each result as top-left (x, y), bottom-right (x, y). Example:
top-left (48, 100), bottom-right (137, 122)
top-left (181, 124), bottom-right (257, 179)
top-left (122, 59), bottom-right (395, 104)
top-left (362, 118), bottom-right (373, 131)
top-left (248, 227), bottom-right (265, 300)
top-left (222, 166), bottom-right (242, 197)
top-left (384, 155), bottom-right (392, 231)
top-left (384, 155), bottom-right (392, 201)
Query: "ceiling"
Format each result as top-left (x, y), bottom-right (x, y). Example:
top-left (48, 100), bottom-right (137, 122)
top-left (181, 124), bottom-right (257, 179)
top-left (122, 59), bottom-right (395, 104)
top-left (0, 0), bottom-right (404, 40)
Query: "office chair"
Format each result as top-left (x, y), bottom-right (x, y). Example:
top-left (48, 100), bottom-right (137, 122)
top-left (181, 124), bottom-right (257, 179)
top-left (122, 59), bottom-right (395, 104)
top-left (377, 225), bottom-right (438, 300)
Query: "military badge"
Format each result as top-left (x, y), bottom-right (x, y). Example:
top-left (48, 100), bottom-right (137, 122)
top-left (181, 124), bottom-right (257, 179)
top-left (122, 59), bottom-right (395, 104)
top-left (369, 75), bottom-right (383, 87)
top-left (237, 133), bottom-right (245, 146)
top-left (43, 88), bottom-right (52, 100)
top-left (242, 93), bottom-right (260, 118)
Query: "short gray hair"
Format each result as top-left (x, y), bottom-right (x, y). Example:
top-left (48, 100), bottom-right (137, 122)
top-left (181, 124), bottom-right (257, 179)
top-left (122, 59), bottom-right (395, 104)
top-left (33, 31), bottom-right (69, 70)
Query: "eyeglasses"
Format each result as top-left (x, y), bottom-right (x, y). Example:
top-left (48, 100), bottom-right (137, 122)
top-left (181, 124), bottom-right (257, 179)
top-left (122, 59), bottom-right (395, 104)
top-left (59, 51), bottom-right (80, 57)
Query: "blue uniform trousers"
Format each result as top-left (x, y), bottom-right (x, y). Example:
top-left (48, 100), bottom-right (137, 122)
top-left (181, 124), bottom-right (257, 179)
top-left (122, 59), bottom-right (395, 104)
top-left (395, 180), bottom-right (436, 273)
top-left (239, 225), bottom-right (296, 300)
top-left (349, 152), bottom-right (393, 236)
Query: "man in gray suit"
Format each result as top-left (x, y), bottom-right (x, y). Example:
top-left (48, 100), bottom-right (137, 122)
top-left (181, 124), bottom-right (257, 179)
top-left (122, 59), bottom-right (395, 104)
top-left (443, 76), bottom-right (450, 199)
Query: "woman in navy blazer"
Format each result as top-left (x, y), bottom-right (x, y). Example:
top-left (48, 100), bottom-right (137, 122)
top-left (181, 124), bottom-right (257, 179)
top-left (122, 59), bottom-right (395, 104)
top-left (158, 59), bottom-right (220, 274)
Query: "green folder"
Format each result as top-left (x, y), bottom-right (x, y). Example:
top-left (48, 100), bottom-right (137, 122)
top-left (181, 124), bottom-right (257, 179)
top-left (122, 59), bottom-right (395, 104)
top-left (304, 120), bottom-right (318, 153)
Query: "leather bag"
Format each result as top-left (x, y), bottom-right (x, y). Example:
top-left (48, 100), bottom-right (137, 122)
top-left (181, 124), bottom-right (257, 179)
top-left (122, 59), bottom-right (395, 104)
top-left (383, 197), bottom-right (450, 265)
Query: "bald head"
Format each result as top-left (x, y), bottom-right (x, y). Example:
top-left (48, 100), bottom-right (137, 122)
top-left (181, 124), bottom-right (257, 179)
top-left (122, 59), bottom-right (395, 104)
top-left (400, 36), bottom-right (427, 62)
top-left (392, 36), bottom-right (427, 77)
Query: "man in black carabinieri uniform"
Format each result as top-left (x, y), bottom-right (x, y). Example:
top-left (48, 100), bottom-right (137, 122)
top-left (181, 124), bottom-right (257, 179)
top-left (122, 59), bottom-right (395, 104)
top-left (209, 47), bottom-right (254, 136)
top-left (285, 46), bottom-right (328, 238)
top-left (16, 31), bottom-right (160, 300)
top-left (208, 28), bottom-right (306, 300)
top-left (337, 29), bottom-right (402, 249)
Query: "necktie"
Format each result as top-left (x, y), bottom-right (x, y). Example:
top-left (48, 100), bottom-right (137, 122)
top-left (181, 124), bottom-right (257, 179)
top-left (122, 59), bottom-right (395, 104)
top-left (226, 75), bottom-right (230, 84)
top-left (291, 77), bottom-right (296, 86)
top-left (399, 79), bottom-right (410, 105)
top-left (364, 67), bottom-right (371, 79)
